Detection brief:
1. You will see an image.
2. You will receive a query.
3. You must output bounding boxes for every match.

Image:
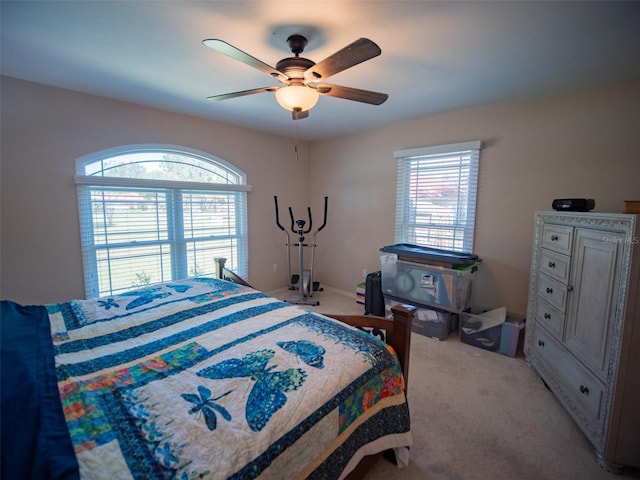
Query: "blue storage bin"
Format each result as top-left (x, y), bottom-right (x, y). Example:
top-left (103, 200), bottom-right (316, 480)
top-left (460, 308), bottom-right (506, 352)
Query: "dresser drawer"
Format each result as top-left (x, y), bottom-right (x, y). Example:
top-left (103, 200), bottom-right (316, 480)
top-left (539, 248), bottom-right (571, 283)
top-left (537, 274), bottom-right (569, 312)
top-left (542, 224), bottom-right (573, 255)
top-left (532, 326), bottom-right (605, 429)
top-left (535, 298), bottom-right (564, 338)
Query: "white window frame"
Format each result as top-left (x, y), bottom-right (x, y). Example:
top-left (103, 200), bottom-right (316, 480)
top-left (75, 144), bottom-right (251, 298)
top-left (394, 141), bottom-right (481, 253)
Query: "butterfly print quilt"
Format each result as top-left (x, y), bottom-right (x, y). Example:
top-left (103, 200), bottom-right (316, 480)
top-left (41, 278), bottom-right (412, 479)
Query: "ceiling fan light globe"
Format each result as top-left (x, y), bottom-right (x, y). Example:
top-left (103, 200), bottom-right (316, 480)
top-left (275, 85), bottom-right (319, 112)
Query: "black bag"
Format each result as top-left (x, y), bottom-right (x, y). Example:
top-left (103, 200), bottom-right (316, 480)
top-left (364, 271), bottom-right (385, 316)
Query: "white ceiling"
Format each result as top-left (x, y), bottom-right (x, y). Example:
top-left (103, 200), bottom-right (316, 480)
top-left (2, 1), bottom-right (639, 141)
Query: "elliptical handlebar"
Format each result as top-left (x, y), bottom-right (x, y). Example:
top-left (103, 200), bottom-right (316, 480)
top-left (274, 195), bottom-right (328, 236)
top-left (305, 207), bottom-right (312, 234)
top-left (274, 196), bottom-right (286, 232)
top-left (316, 196), bottom-right (328, 233)
top-left (288, 207), bottom-right (296, 233)
top-left (288, 206), bottom-right (312, 235)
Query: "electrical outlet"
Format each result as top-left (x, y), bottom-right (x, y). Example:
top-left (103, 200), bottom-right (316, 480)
top-left (362, 268), bottom-right (367, 278)
top-left (273, 264), bottom-right (278, 272)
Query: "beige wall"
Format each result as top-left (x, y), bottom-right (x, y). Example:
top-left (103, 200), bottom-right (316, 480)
top-left (2, 76), bottom-right (639, 316)
top-left (310, 80), bottom-right (640, 315)
top-left (0, 77), bottom-right (310, 304)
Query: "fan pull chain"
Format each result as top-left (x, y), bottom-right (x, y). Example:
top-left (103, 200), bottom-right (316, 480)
top-left (292, 121), bottom-right (300, 163)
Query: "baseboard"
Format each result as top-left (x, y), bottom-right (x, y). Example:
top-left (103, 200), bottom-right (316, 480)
top-left (266, 285), bottom-right (353, 297)
top-left (265, 286), bottom-right (291, 296)
top-left (321, 285), bottom-right (355, 298)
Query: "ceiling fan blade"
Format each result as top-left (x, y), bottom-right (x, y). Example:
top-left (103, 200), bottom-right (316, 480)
top-left (304, 38), bottom-right (381, 83)
top-left (206, 86), bottom-right (278, 101)
top-left (203, 39), bottom-right (288, 83)
top-left (316, 84), bottom-right (388, 105)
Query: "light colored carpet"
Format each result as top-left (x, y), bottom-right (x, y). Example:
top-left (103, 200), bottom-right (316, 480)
top-left (272, 287), bottom-right (640, 480)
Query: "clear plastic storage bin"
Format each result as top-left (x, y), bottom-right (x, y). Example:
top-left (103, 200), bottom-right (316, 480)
top-left (380, 254), bottom-right (475, 313)
top-left (384, 298), bottom-right (453, 341)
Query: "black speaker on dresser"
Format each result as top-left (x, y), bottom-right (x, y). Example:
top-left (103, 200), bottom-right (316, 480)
top-left (552, 198), bottom-right (595, 212)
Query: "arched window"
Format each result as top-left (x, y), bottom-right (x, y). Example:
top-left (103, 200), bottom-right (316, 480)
top-left (75, 145), bottom-right (251, 298)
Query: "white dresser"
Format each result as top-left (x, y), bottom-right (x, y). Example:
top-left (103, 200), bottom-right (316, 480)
top-left (524, 211), bottom-right (640, 471)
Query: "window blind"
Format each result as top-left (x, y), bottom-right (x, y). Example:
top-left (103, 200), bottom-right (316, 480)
top-left (394, 141), bottom-right (481, 253)
top-left (76, 146), bottom-right (249, 298)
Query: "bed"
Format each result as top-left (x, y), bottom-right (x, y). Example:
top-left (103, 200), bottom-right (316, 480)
top-left (1, 273), bottom-right (415, 480)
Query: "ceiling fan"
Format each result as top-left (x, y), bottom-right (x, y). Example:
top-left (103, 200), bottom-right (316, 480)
top-left (202, 34), bottom-right (388, 120)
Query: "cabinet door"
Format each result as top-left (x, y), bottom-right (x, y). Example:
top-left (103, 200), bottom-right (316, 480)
top-left (565, 229), bottom-right (623, 379)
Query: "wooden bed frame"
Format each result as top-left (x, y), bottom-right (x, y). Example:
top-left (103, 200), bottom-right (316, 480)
top-left (328, 305), bottom-right (416, 480)
top-left (214, 258), bottom-right (415, 391)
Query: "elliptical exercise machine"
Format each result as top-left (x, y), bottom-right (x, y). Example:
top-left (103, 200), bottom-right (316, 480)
top-left (274, 196), bottom-right (328, 306)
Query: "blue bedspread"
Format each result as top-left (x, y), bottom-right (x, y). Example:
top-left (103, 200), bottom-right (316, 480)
top-left (2, 278), bottom-right (411, 479)
top-left (1, 301), bottom-right (79, 480)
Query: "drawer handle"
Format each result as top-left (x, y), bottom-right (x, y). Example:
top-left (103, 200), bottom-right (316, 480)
top-left (551, 235), bottom-right (559, 241)
top-left (538, 340), bottom-right (545, 347)
top-left (544, 312), bottom-right (551, 319)
top-left (546, 287), bottom-right (553, 294)
top-left (548, 261), bottom-right (556, 268)
top-left (580, 385), bottom-right (590, 395)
